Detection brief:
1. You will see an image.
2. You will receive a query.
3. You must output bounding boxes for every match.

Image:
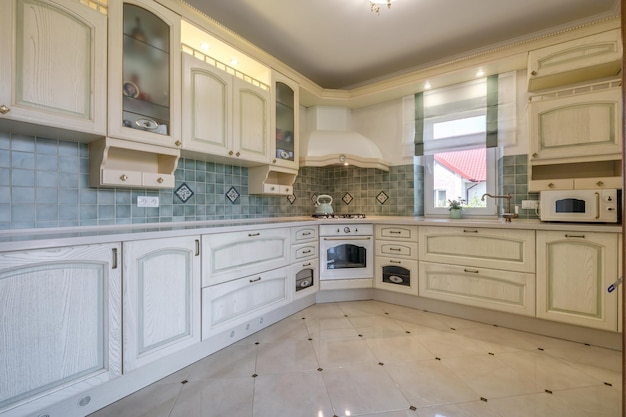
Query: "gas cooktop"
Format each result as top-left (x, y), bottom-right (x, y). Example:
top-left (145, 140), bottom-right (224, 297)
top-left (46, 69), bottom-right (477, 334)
top-left (312, 213), bottom-right (366, 219)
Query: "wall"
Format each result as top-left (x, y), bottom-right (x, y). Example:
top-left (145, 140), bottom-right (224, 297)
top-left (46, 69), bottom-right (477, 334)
top-left (0, 131), bottom-right (416, 229)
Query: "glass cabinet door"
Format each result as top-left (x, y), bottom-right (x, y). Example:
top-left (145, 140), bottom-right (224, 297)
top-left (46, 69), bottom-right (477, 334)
top-left (275, 81), bottom-right (295, 163)
top-left (122, 4), bottom-right (170, 135)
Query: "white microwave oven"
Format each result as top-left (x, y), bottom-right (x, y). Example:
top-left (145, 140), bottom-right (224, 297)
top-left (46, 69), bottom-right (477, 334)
top-left (539, 189), bottom-right (619, 223)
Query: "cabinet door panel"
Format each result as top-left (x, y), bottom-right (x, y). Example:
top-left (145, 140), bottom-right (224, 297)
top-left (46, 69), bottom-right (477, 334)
top-left (537, 231), bottom-right (618, 331)
top-left (0, 244), bottom-right (121, 410)
top-left (123, 236), bottom-right (201, 372)
top-left (0, 0), bottom-right (107, 134)
top-left (233, 78), bottom-right (270, 163)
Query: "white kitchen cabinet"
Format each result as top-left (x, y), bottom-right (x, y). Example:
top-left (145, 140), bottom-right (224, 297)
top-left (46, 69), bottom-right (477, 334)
top-left (291, 225), bottom-right (318, 243)
top-left (290, 225), bottom-right (319, 299)
top-left (374, 224), bottom-right (419, 295)
top-left (122, 236), bottom-right (201, 372)
top-left (202, 228), bottom-right (290, 286)
top-left (181, 52), bottom-right (270, 164)
top-left (271, 71), bottom-right (299, 170)
top-left (528, 87), bottom-right (622, 162)
top-left (419, 261), bottom-right (536, 316)
top-left (108, 0), bottom-right (182, 148)
top-left (536, 230), bottom-right (619, 331)
top-left (201, 266), bottom-right (291, 339)
top-left (0, 0), bottom-right (107, 138)
top-left (419, 226), bottom-right (535, 273)
top-left (0, 243), bottom-right (121, 415)
top-left (527, 29), bottom-right (622, 91)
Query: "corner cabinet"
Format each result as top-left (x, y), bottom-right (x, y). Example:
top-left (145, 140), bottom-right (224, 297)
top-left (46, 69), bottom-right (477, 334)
top-left (0, 0), bottom-right (107, 137)
top-left (536, 231), bottom-right (619, 331)
top-left (108, 0), bottom-right (182, 148)
top-left (0, 243), bottom-right (121, 416)
top-left (122, 236), bottom-right (201, 372)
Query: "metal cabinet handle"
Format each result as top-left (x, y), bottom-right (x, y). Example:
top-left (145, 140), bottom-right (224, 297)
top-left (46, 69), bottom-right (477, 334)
top-left (302, 249), bottom-right (312, 254)
top-left (302, 262), bottom-right (312, 267)
top-left (248, 232), bottom-right (260, 237)
top-left (596, 181), bottom-right (604, 187)
top-left (195, 239), bottom-right (200, 256)
top-left (112, 248), bottom-right (118, 269)
top-left (565, 234), bottom-right (585, 239)
top-left (157, 177), bottom-right (164, 184)
top-left (463, 229), bottom-right (478, 233)
top-left (389, 260), bottom-right (402, 264)
top-left (530, 70), bottom-right (537, 76)
top-left (236, 152), bottom-right (240, 157)
top-left (389, 230), bottom-right (402, 234)
top-left (389, 247), bottom-right (401, 251)
top-left (548, 183), bottom-right (555, 188)
top-left (120, 174), bottom-right (128, 181)
top-left (228, 150), bottom-right (234, 155)
top-left (464, 268), bottom-right (479, 274)
top-left (249, 277), bottom-right (262, 283)
top-left (0, 105), bottom-right (10, 115)
top-left (532, 153), bottom-right (538, 158)
top-left (302, 232), bottom-right (312, 236)
top-left (175, 140), bottom-right (182, 147)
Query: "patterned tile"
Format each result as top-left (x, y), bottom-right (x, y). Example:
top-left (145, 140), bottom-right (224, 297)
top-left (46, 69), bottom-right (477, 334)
top-left (226, 186), bottom-right (240, 203)
top-left (342, 192), bottom-right (353, 205)
top-left (175, 183), bottom-right (194, 203)
top-left (376, 191), bottom-right (389, 205)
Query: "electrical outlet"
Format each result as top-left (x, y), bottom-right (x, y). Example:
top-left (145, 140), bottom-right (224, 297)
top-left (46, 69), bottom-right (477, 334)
top-left (137, 196), bottom-right (159, 208)
top-left (521, 200), bottom-right (539, 210)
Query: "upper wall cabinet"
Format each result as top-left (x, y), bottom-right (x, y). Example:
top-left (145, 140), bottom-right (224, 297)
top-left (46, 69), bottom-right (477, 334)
top-left (181, 51), bottom-right (271, 165)
top-left (271, 72), bottom-right (299, 170)
top-left (0, 0), bottom-right (107, 138)
top-left (527, 29), bottom-right (622, 92)
top-left (108, 0), bottom-right (182, 148)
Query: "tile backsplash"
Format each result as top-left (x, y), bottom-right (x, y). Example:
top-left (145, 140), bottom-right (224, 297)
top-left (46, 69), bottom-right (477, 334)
top-left (0, 132), bottom-right (536, 229)
top-left (0, 132), bottom-right (417, 229)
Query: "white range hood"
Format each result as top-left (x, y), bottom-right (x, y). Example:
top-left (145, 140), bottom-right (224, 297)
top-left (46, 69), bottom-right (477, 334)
top-left (300, 106), bottom-right (390, 171)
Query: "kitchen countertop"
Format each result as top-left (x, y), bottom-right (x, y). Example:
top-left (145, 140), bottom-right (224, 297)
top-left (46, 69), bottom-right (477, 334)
top-left (0, 216), bottom-right (621, 252)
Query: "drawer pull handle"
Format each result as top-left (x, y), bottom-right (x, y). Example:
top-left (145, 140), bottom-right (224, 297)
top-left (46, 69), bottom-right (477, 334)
top-left (389, 230), bottom-right (401, 234)
top-left (302, 232), bottom-right (312, 236)
top-left (157, 177), bottom-right (164, 184)
top-left (548, 183), bottom-right (555, 188)
top-left (463, 229), bottom-right (478, 233)
top-left (249, 277), bottom-right (262, 283)
top-left (248, 232), bottom-right (260, 237)
top-left (532, 152), bottom-right (538, 158)
top-left (0, 105), bottom-right (10, 114)
top-left (302, 262), bottom-right (312, 267)
top-left (464, 268), bottom-right (479, 274)
top-left (596, 181), bottom-right (604, 187)
top-left (565, 234), bottom-right (585, 239)
top-left (120, 174), bottom-right (128, 181)
top-left (175, 140), bottom-right (182, 147)
top-left (389, 247), bottom-right (401, 251)
top-left (389, 260), bottom-right (402, 264)
top-left (195, 239), bottom-right (200, 256)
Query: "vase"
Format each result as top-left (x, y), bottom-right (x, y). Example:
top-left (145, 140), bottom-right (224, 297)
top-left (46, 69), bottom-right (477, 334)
top-left (449, 208), bottom-right (462, 219)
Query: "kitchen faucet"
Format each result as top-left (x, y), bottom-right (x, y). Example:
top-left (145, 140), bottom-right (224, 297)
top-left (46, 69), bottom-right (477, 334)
top-left (481, 193), bottom-right (518, 222)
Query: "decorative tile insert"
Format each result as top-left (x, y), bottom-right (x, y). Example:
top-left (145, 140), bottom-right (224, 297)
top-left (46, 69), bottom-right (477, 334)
top-left (226, 186), bottom-right (240, 203)
top-left (342, 192), bottom-right (353, 205)
top-left (174, 183), bottom-right (194, 203)
top-left (287, 194), bottom-right (296, 205)
top-left (376, 191), bottom-right (389, 205)
top-left (310, 192), bottom-right (318, 204)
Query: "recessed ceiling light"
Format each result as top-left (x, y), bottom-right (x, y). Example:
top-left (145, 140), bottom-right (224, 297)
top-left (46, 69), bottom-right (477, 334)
top-left (424, 81), bottom-right (431, 89)
top-left (476, 69), bottom-right (485, 77)
top-left (230, 58), bottom-right (239, 66)
top-left (201, 42), bottom-right (209, 50)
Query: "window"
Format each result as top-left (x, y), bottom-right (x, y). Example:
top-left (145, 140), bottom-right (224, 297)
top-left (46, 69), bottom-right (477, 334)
top-left (409, 73), bottom-right (516, 217)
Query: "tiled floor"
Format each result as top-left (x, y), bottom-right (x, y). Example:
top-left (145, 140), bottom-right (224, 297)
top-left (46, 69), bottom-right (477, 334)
top-left (89, 300), bottom-right (622, 417)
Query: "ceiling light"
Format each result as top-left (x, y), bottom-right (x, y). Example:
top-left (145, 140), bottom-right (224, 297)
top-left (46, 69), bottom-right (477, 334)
top-left (424, 81), bottom-right (431, 90)
top-left (370, 0), bottom-right (395, 15)
top-left (476, 68), bottom-right (485, 77)
top-left (200, 42), bottom-right (209, 50)
top-left (230, 58), bottom-right (239, 66)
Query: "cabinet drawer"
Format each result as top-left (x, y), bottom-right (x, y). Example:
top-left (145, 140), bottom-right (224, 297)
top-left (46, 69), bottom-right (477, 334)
top-left (202, 228), bottom-right (290, 286)
top-left (419, 261), bottom-right (535, 316)
top-left (101, 168), bottom-right (142, 186)
top-left (201, 266), bottom-right (290, 339)
top-left (419, 226), bottom-right (535, 273)
top-left (375, 257), bottom-right (418, 295)
top-left (375, 224), bottom-right (418, 240)
top-left (291, 225), bottom-right (318, 242)
top-left (528, 178), bottom-right (574, 192)
top-left (574, 177), bottom-right (622, 190)
top-left (291, 242), bottom-right (318, 261)
top-left (375, 241), bottom-right (417, 259)
top-left (143, 172), bottom-right (175, 188)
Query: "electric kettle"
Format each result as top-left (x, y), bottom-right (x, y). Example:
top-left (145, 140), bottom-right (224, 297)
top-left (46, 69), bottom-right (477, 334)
top-left (315, 194), bottom-right (334, 215)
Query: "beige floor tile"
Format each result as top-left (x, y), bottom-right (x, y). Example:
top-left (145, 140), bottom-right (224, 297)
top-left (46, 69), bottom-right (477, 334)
top-left (489, 391), bottom-right (588, 417)
top-left (415, 400), bottom-right (504, 417)
top-left (169, 378), bottom-right (253, 417)
top-left (255, 339), bottom-right (319, 374)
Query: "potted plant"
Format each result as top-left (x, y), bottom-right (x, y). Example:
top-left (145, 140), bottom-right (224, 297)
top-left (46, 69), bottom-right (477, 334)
top-left (447, 197), bottom-right (466, 219)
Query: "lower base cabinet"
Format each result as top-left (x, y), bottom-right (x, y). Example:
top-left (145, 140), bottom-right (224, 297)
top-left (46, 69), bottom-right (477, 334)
top-left (122, 236), bottom-right (201, 372)
top-left (202, 266), bottom-right (291, 339)
top-left (0, 244), bottom-right (121, 415)
top-left (375, 257), bottom-right (419, 295)
top-left (536, 231), bottom-right (619, 331)
top-left (419, 261), bottom-right (536, 316)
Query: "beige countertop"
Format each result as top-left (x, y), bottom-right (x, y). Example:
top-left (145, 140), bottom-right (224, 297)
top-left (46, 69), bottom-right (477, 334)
top-left (0, 216), bottom-right (621, 252)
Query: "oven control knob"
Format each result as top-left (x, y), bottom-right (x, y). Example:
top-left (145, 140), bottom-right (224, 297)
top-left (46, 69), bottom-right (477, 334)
top-left (344, 227), bottom-right (351, 233)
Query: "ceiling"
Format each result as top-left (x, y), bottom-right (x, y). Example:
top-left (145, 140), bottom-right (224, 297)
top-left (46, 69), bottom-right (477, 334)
top-left (184, 0), bottom-right (620, 90)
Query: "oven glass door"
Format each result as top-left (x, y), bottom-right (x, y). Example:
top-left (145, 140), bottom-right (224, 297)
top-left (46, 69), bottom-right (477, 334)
top-left (320, 237), bottom-right (373, 280)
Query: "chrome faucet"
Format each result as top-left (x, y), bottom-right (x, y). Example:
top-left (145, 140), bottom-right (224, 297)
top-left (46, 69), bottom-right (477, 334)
top-left (481, 193), bottom-right (518, 222)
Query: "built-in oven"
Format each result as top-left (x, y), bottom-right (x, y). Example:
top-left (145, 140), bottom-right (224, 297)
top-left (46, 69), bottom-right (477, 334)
top-left (319, 224), bottom-right (374, 281)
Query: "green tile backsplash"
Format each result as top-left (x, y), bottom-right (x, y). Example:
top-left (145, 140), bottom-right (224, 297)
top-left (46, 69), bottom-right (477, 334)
top-left (0, 131), bottom-right (537, 229)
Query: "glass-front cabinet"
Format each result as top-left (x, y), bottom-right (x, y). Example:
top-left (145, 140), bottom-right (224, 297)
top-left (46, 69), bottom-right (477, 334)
top-left (108, 0), bottom-right (181, 148)
top-left (272, 72), bottom-right (299, 169)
